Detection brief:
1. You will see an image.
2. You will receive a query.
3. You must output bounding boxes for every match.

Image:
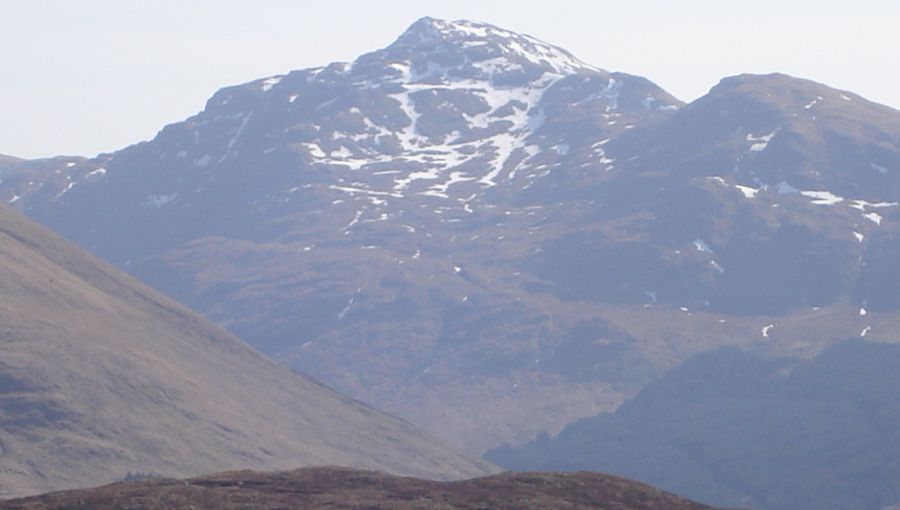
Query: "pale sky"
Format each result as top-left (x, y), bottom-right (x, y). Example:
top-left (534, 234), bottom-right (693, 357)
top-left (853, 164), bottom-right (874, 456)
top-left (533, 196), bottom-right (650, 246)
top-left (2, 0), bottom-right (898, 159)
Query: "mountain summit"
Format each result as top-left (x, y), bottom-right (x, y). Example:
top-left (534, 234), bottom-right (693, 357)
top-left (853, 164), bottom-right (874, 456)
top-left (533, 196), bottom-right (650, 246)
top-left (381, 17), bottom-right (595, 77)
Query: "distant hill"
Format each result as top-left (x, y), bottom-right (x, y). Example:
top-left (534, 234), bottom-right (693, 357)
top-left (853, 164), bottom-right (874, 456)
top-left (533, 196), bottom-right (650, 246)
top-left (0, 205), bottom-right (493, 499)
top-left (487, 340), bottom-right (900, 510)
top-left (0, 466), bottom-right (721, 510)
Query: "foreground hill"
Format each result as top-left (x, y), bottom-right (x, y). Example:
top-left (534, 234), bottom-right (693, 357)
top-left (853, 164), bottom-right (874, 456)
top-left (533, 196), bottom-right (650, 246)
top-left (488, 339), bottom-right (900, 510)
top-left (0, 205), bottom-right (493, 499)
top-left (0, 467), bottom-right (721, 510)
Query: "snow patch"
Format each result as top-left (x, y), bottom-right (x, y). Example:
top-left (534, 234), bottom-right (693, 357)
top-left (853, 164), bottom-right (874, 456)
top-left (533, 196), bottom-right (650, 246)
top-left (338, 288), bottom-right (362, 320)
top-left (260, 76), bottom-right (282, 92)
top-left (303, 143), bottom-right (327, 159)
top-left (848, 200), bottom-right (896, 225)
top-left (54, 181), bottom-right (75, 200)
top-left (428, 171), bottom-right (476, 197)
top-left (863, 212), bottom-right (882, 225)
top-left (601, 78), bottom-right (624, 110)
top-left (735, 184), bottom-right (760, 198)
top-left (344, 210), bottom-right (363, 231)
top-left (746, 130), bottom-right (778, 152)
top-left (478, 133), bottom-right (518, 186)
top-left (850, 199), bottom-right (898, 211)
top-left (801, 190), bottom-right (843, 206)
top-left (694, 239), bottom-right (714, 255)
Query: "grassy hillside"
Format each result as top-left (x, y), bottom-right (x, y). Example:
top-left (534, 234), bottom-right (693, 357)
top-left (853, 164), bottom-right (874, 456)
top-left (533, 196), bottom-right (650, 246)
top-left (0, 206), bottom-right (494, 499)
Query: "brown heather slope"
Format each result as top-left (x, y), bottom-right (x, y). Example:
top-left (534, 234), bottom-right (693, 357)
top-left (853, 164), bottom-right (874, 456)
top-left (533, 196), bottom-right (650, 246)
top-left (0, 467), bottom-right (722, 510)
top-left (0, 205), bottom-right (494, 499)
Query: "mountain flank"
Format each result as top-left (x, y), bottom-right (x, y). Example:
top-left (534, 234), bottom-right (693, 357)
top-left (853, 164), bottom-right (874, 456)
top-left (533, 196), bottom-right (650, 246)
top-left (0, 205), bottom-right (493, 499)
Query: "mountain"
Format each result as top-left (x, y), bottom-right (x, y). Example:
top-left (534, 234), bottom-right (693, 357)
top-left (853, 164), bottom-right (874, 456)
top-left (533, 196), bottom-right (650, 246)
top-left (581, 72), bottom-right (900, 315)
top-left (2, 17), bottom-right (900, 461)
top-left (0, 18), bottom-right (683, 452)
top-left (0, 466), bottom-right (722, 510)
top-left (0, 204), bottom-right (493, 499)
top-left (487, 339), bottom-right (900, 510)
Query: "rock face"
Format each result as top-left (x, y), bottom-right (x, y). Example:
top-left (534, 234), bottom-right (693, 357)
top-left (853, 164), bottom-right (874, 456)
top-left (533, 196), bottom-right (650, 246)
top-left (2, 17), bottom-right (900, 457)
top-left (0, 205), bottom-right (494, 499)
top-left (0, 467), bottom-right (722, 510)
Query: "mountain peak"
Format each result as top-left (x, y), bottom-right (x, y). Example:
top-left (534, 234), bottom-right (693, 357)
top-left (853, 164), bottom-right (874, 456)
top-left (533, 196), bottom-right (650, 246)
top-left (393, 17), bottom-right (515, 46)
top-left (383, 17), bottom-right (596, 76)
top-left (700, 72), bottom-right (900, 123)
top-left (710, 72), bottom-right (824, 96)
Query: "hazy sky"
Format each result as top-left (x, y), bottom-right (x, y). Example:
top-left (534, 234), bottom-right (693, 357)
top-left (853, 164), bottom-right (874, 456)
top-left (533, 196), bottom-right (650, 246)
top-left (3, 0), bottom-right (898, 159)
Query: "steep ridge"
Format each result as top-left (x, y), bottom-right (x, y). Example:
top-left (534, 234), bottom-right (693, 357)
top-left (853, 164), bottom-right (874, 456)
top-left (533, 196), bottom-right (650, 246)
top-left (0, 466), bottom-right (721, 510)
top-left (0, 205), bottom-right (493, 499)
